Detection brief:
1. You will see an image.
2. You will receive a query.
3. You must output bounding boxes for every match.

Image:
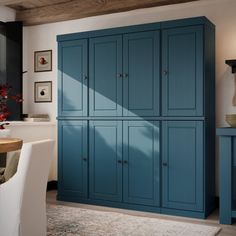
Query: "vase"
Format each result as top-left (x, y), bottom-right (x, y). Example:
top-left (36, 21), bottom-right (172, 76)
top-left (0, 129), bottom-right (11, 138)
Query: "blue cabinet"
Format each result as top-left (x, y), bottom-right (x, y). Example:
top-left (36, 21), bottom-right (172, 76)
top-left (89, 36), bottom-right (123, 116)
top-left (123, 31), bottom-right (160, 116)
top-left (162, 26), bottom-right (203, 116)
top-left (123, 121), bottom-right (160, 206)
top-left (57, 17), bottom-right (215, 219)
top-left (162, 121), bottom-right (203, 211)
top-left (58, 39), bottom-right (88, 116)
top-left (89, 121), bottom-right (122, 201)
top-left (58, 120), bottom-right (88, 199)
top-left (216, 128), bottom-right (236, 225)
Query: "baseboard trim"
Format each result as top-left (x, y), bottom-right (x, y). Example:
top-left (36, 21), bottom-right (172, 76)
top-left (47, 180), bottom-right (58, 191)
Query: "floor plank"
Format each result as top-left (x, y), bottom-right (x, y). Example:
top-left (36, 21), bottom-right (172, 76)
top-left (47, 191), bottom-right (236, 235)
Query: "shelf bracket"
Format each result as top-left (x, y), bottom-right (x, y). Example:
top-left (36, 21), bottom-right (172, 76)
top-left (226, 60), bottom-right (236, 73)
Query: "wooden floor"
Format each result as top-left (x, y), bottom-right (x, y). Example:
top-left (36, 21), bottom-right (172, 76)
top-left (47, 191), bottom-right (236, 236)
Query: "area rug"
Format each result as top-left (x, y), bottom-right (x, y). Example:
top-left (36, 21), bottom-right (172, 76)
top-left (47, 204), bottom-right (221, 236)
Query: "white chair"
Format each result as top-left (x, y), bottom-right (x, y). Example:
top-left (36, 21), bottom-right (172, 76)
top-left (0, 139), bottom-right (54, 236)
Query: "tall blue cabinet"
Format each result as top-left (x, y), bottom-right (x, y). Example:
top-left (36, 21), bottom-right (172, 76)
top-left (57, 17), bottom-right (215, 219)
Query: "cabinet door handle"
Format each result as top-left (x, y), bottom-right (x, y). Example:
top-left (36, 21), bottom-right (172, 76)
top-left (163, 70), bottom-right (168, 76)
top-left (83, 74), bottom-right (88, 80)
top-left (162, 162), bottom-right (168, 166)
top-left (123, 73), bottom-right (128, 78)
top-left (123, 160), bottom-right (128, 164)
top-left (83, 157), bottom-right (87, 161)
top-left (117, 160), bottom-right (122, 164)
top-left (117, 73), bottom-right (123, 78)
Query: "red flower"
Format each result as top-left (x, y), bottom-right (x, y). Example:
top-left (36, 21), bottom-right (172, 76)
top-left (0, 83), bottom-right (22, 124)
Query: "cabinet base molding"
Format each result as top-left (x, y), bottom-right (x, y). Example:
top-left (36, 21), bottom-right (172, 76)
top-left (57, 195), bottom-right (210, 219)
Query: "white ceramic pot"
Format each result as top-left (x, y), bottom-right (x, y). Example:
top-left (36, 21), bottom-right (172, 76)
top-left (0, 129), bottom-right (11, 138)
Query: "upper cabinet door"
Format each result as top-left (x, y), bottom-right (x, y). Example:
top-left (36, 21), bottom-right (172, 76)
top-left (123, 31), bottom-right (160, 117)
top-left (89, 35), bottom-right (123, 116)
top-left (162, 26), bottom-right (203, 116)
top-left (58, 39), bottom-right (88, 116)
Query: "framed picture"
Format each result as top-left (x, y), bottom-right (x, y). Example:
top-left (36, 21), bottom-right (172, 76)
top-left (34, 81), bottom-right (52, 103)
top-left (34, 50), bottom-right (52, 72)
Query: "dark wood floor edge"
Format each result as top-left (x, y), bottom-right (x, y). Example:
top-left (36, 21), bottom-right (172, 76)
top-left (47, 180), bottom-right (58, 191)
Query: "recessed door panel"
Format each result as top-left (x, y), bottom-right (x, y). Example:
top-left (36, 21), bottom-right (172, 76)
top-left (162, 26), bottom-right (203, 116)
top-left (58, 120), bottom-right (88, 198)
top-left (123, 120), bottom-right (160, 206)
top-left (89, 121), bottom-right (122, 201)
top-left (58, 39), bottom-right (88, 116)
top-left (123, 31), bottom-right (160, 116)
top-left (89, 35), bottom-right (122, 116)
top-left (162, 121), bottom-right (203, 211)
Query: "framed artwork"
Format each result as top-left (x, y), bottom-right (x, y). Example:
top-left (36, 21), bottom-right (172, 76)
top-left (34, 81), bottom-right (52, 103)
top-left (34, 50), bottom-right (52, 72)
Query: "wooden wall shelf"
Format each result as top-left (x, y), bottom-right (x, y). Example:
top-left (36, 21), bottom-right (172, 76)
top-left (225, 60), bottom-right (236, 73)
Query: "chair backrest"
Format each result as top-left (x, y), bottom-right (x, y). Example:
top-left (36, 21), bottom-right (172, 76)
top-left (0, 139), bottom-right (54, 236)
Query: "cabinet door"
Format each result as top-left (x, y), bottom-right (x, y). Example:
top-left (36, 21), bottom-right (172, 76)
top-left (123, 121), bottom-right (160, 206)
top-left (58, 120), bottom-right (88, 199)
top-left (162, 26), bottom-right (203, 116)
top-left (89, 121), bottom-right (122, 201)
top-left (162, 121), bottom-right (203, 211)
top-left (123, 31), bottom-right (160, 117)
top-left (89, 35), bottom-right (122, 116)
top-left (58, 39), bottom-right (88, 116)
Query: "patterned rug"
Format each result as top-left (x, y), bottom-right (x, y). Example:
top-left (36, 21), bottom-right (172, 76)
top-left (47, 204), bottom-right (221, 236)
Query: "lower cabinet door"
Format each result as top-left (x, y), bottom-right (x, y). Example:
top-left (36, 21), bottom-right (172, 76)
top-left (162, 121), bottom-right (203, 211)
top-left (58, 120), bottom-right (88, 199)
top-left (123, 121), bottom-right (160, 206)
top-left (89, 121), bottom-right (122, 202)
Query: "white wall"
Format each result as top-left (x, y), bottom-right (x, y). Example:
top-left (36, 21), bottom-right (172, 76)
top-left (0, 6), bottom-right (15, 22)
top-left (23, 0), bottom-right (236, 189)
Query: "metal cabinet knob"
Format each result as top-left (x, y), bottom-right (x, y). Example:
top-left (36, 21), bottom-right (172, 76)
top-left (123, 160), bottom-right (128, 164)
top-left (162, 162), bottom-right (168, 166)
top-left (123, 73), bottom-right (128, 78)
top-left (83, 157), bottom-right (87, 161)
top-left (117, 160), bottom-right (122, 164)
top-left (163, 70), bottom-right (168, 76)
top-left (117, 73), bottom-right (123, 78)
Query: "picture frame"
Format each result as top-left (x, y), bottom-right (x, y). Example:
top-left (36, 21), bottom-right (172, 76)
top-left (34, 50), bottom-right (52, 72)
top-left (34, 81), bottom-right (52, 103)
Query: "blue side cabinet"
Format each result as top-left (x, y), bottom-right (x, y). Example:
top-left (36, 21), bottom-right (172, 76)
top-left (58, 120), bottom-right (88, 200)
top-left (217, 128), bottom-right (236, 224)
